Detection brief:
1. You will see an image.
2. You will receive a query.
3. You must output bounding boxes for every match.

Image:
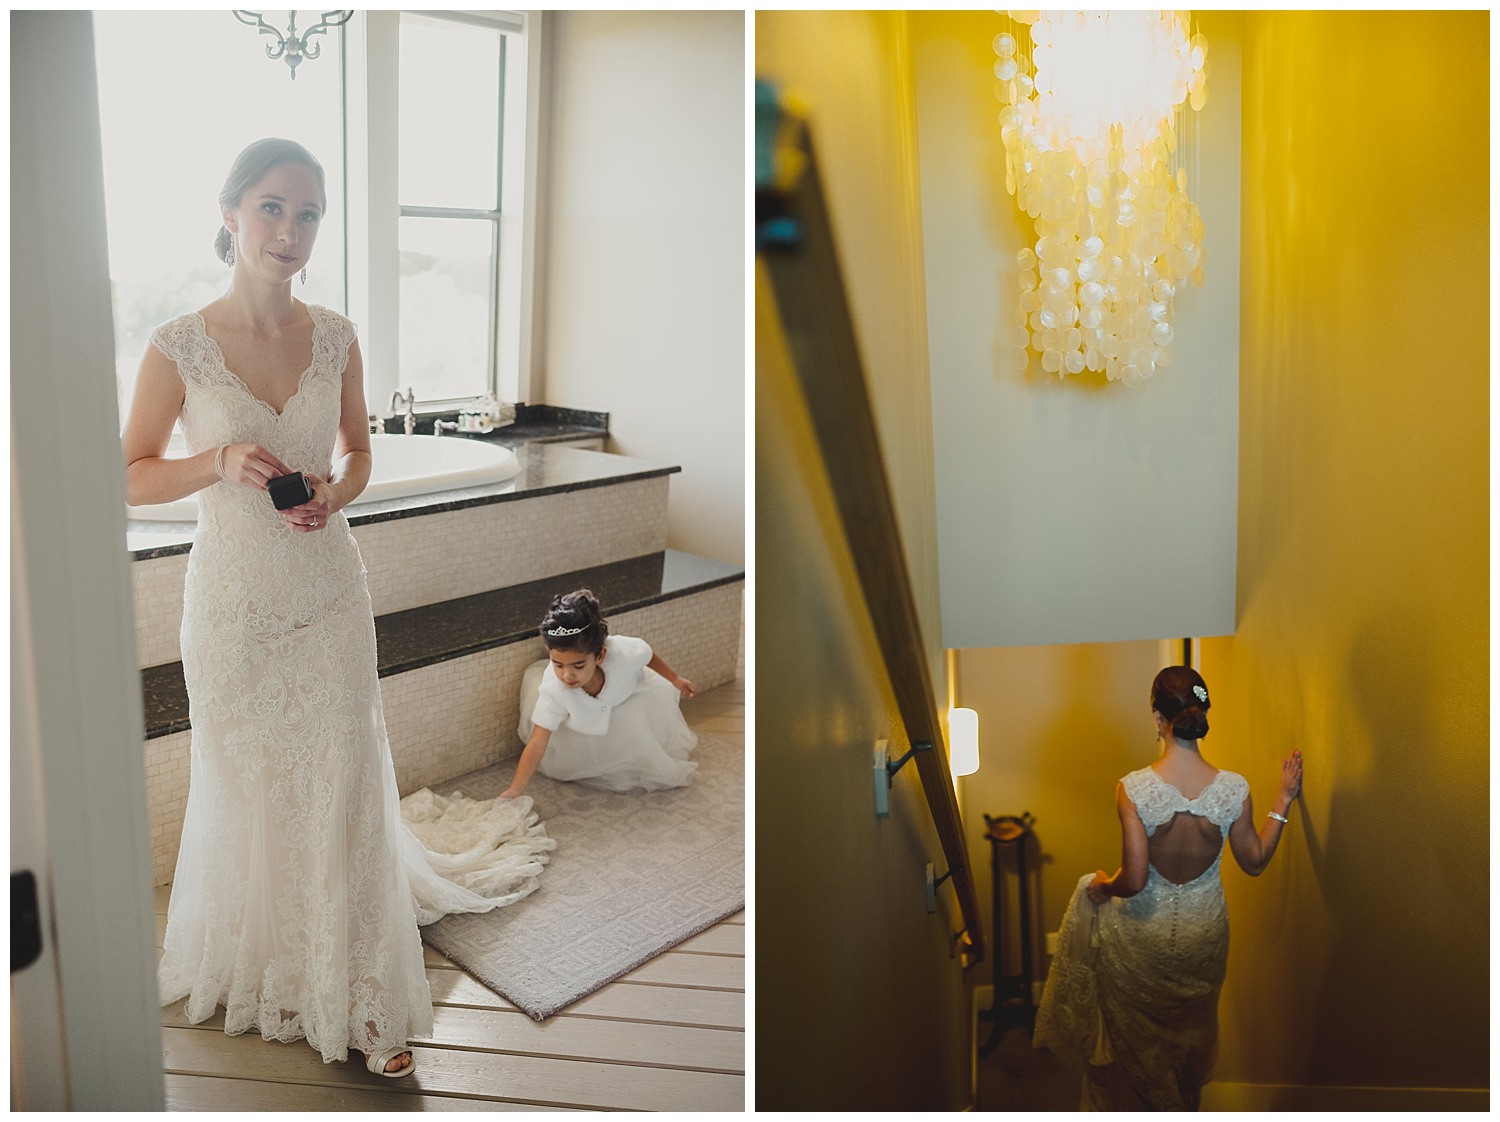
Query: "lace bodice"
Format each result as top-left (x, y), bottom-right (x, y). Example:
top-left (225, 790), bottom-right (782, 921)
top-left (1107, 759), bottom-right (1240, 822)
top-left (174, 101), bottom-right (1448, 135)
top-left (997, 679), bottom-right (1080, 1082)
top-left (152, 304), bottom-right (353, 504)
top-left (1121, 767), bottom-right (1248, 837)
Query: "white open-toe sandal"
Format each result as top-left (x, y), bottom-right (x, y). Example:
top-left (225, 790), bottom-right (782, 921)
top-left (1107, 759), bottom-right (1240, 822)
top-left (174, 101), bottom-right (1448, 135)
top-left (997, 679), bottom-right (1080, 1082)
top-left (365, 1046), bottom-right (416, 1078)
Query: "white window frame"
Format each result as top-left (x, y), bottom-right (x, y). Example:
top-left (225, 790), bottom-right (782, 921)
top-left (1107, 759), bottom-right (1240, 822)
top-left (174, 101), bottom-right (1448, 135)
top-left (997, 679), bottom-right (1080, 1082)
top-left (344, 9), bottom-right (545, 417)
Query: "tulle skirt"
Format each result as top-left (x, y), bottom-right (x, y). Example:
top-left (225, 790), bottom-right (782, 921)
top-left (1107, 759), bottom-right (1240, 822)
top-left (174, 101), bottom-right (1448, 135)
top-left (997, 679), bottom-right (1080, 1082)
top-left (518, 661), bottom-right (697, 793)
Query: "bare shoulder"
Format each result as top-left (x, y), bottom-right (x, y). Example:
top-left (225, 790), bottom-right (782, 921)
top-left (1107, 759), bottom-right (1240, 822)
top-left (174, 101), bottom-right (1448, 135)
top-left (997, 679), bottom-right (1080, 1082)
top-left (192, 298), bottom-right (224, 328)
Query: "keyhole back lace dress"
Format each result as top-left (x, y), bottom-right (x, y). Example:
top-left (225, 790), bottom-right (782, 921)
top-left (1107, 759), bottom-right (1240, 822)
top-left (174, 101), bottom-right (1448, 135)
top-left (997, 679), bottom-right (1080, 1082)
top-left (153, 304), bottom-right (555, 1067)
top-left (1033, 766), bottom-right (1249, 1110)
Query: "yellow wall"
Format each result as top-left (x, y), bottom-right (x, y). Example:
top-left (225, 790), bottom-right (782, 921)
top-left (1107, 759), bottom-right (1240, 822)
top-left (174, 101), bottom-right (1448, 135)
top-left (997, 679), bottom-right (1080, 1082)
top-left (955, 640), bottom-right (1170, 992)
top-left (755, 11), bottom-right (968, 1110)
top-left (1202, 10), bottom-right (1488, 1097)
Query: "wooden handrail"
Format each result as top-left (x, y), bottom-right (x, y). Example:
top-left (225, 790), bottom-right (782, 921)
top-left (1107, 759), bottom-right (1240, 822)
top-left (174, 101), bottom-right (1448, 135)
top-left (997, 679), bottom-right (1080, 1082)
top-left (759, 126), bottom-right (986, 968)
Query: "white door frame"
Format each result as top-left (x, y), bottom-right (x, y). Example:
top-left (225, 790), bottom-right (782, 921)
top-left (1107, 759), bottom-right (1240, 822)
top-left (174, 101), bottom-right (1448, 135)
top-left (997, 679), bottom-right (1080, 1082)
top-left (10, 11), bottom-right (166, 1110)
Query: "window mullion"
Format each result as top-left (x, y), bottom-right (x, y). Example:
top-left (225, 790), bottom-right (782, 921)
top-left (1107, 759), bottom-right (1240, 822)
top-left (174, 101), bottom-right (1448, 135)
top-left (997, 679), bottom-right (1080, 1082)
top-left (346, 10), bottom-right (402, 417)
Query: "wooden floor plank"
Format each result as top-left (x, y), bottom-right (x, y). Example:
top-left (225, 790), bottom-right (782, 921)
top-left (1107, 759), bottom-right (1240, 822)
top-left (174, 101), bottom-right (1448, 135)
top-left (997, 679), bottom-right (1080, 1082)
top-left (428, 969), bottom-right (745, 1029)
top-left (416, 1005), bottom-right (744, 1073)
top-left (676, 924), bottom-right (745, 955)
top-left (164, 1003), bottom-right (743, 1075)
top-left (618, 951), bottom-right (744, 989)
top-left (165, 1073), bottom-right (568, 1112)
top-left (163, 1027), bottom-right (745, 1111)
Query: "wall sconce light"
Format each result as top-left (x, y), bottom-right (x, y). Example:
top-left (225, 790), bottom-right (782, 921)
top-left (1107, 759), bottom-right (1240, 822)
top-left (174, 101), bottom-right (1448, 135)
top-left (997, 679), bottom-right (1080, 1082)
top-left (949, 707), bottom-right (980, 777)
top-left (994, 10), bottom-right (1208, 385)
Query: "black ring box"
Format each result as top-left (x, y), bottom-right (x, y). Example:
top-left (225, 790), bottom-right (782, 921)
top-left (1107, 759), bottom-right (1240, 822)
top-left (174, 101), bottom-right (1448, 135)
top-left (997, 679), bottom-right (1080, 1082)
top-left (268, 472), bottom-right (315, 510)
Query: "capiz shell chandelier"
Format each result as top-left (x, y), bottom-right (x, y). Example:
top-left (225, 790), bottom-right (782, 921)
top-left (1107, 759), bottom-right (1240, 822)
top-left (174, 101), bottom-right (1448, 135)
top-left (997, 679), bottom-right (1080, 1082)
top-left (995, 11), bottom-right (1208, 385)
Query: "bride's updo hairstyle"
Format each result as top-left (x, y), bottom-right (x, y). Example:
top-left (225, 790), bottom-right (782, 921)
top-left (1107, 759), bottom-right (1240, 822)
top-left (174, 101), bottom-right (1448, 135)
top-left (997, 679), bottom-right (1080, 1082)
top-left (214, 138), bottom-right (327, 263)
top-left (540, 589), bottom-right (608, 657)
top-left (1152, 665), bottom-right (1211, 742)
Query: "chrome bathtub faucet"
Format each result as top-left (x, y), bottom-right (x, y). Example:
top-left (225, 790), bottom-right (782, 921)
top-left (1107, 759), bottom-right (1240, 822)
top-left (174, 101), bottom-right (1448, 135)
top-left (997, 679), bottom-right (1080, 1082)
top-left (390, 388), bottom-right (416, 436)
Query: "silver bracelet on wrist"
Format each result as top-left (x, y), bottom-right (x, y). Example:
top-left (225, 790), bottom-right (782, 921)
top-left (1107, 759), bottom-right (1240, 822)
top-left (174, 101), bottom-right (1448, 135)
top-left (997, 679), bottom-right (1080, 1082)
top-left (214, 444), bottom-right (230, 482)
top-left (1267, 810), bottom-right (1289, 824)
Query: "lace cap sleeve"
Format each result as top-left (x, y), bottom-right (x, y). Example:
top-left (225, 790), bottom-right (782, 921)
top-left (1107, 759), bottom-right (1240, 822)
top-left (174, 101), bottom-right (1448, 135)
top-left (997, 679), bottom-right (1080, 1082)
top-left (1121, 768), bottom-right (1175, 836)
top-left (309, 305), bottom-right (358, 362)
top-left (148, 315), bottom-right (203, 378)
top-left (1205, 771), bottom-right (1250, 831)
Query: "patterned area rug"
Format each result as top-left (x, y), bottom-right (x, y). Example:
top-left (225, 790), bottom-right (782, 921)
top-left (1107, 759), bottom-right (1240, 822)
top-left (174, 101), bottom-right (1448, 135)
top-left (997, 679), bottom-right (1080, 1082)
top-left (420, 732), bottom-right (744, 1020)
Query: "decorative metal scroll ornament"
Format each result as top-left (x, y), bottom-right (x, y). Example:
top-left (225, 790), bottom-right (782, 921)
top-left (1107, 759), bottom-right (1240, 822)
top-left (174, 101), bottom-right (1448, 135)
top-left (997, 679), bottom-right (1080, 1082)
top-left (232, 10), bottom-right (354, 80)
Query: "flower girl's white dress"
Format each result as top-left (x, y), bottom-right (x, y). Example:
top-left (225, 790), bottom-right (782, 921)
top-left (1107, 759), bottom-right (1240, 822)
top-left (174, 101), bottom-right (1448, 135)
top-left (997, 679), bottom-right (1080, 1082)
top-left (518, 635), bottom-right (698, 792)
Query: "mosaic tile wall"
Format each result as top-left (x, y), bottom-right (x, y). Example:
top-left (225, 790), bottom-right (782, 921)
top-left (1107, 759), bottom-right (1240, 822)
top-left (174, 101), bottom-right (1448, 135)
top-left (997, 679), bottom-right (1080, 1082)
top-left (357, 478), bottom-right (670, 617)
top-left (131, 476), bottom-right (670, 668)
top-left (142, 581), bottom-right (742, 885)
top-left (132, 554), bottom-right (189, 670)
top-left (144, 729), bottom-right (192, 885)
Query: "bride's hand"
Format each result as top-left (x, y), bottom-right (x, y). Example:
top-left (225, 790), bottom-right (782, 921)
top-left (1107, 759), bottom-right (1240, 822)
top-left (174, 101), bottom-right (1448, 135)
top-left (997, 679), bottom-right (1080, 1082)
top-left (284, 473), bottom-right (334, 533)
top-left (1279, 749), bottom-right (1303, 804)
top-left (219, 443), bottom-right (291, 491)
top-left (1085, 871), bottom-right (1110, 906)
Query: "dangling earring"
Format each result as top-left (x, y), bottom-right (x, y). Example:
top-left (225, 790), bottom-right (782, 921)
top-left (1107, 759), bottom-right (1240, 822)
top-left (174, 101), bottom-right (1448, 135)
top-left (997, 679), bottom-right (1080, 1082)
top-left (300, 266), bottom-right (307, 286)
top-left (225, 238), bottom-right (235, 267)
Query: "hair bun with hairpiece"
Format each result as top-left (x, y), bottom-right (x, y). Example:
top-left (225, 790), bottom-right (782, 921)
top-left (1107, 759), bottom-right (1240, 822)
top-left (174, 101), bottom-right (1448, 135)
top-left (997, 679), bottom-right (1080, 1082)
top-left (1151, 665), bottom-right (1211, 741)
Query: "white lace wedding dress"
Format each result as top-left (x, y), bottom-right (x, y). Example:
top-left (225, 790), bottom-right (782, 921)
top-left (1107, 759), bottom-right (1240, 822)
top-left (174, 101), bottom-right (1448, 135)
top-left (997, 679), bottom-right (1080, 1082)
top-left (1033, 766), bottom-right (1248, 1110)
top-left (153, 304), bottom-right (554, 1065)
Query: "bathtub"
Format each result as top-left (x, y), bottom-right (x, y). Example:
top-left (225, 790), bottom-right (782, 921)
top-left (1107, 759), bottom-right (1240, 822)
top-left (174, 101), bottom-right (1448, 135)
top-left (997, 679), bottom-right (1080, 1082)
top-left (126, 434), bottom-right (521, 522)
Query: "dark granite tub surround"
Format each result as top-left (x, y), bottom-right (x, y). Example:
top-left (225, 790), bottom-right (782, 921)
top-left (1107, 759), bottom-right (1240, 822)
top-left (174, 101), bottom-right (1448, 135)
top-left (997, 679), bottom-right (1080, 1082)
top-left (376, 550), bottom-right (744, 678)
top-left (127, 443), bottom-right (678, 560)
top-left (376, 403), bottom-right (608, 447)
top-left (140, 549), bottom-right (744, 739)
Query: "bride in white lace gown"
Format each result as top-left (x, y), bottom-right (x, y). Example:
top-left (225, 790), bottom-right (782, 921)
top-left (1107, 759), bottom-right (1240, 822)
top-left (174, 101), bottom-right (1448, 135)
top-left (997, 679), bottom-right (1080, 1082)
top-left (124, 140), bottom-right (553, 1078)
top-left (1032, 666), bottom-right (1302, 1110)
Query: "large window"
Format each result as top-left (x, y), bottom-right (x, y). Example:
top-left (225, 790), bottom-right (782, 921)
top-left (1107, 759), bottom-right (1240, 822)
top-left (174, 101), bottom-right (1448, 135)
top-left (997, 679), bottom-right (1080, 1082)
top-left (397, 13), bottom-right (505, 405)
top-left (94, 11), bottom-right (531, 424)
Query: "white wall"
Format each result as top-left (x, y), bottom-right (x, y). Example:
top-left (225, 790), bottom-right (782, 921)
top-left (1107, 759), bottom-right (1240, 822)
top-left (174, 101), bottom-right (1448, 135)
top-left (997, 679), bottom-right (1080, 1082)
top-left (537, 11), bottom-right (745, 565)
top-left (912, 11), bottom-right (1242, 648)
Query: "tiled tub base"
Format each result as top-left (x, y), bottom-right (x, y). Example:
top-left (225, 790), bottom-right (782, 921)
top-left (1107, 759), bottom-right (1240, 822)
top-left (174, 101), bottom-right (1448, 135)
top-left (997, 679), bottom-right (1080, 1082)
top-left (131, 476), bottom-right (671, 669)
top-left (142, 581), bottom-right (742, 886)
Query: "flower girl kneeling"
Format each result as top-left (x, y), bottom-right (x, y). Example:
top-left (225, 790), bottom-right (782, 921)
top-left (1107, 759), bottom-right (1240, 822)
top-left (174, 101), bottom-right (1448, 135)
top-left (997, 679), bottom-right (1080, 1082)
top-left (504, 589), bottom-right (699, 798)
